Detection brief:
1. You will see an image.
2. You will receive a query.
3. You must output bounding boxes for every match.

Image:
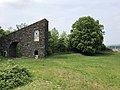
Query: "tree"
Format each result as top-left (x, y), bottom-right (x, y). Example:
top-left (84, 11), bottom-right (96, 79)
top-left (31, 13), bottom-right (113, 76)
top-left (69, 16), bottom-right (105, 55)
top-left (58, 31), bottom-right (68, 52)
top-left (0, 26), bottom-right (14, 37)
top-left (51, 28), bottom-right (59, 53)
top-left (0, 26), bottom-right (6, 37)
top-left (16, 23), bottom-right (28, 30)
top-left (47, 28), bottom-right (59, 54)
top-left (47, 31), bottom-right (53, 54)
top-left (47, 29), bottom-right (69, 55)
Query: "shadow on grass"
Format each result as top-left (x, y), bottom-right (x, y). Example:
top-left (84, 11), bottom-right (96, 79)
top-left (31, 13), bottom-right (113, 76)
top-left (0, 56), bottom-right (25, 61)
top-left (46, 51), bottom-right (115, 59)
top-left (45, 52), bottom-right (74, 60)
top-left (94, 51), bottom-right (115, 56)
top-left (0, 56), bottom-right (10, 61)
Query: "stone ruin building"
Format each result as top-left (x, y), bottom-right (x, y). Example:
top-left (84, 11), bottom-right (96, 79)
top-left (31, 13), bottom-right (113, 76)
top-left (0, 19), bottom-right (48, 58)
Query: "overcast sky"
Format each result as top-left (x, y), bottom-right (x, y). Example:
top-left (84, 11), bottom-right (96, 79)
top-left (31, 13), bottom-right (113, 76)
top-left (0, 0), bottom-right (120, 45)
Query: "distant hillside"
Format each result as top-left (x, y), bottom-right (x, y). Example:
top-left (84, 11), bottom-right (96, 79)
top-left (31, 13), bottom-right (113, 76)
top-left (107, 45), bottom-right (120, 49)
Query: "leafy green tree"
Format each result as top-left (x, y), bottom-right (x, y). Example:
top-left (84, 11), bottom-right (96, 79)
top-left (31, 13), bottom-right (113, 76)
top-left (47, 29), bottom-right (69, 54)
top-left (47, 28), bottom-right (59, 54)
top-left (0, 26), bottom-right (13, 37)
top-left (51, 28), bottom-right (59, 53)
top-left (0, 26), bottom-right (6, 37)
top-left (47, 31), bottom-right (53, 54)
top-left (58, 31), bottom-right (68, 52)
top-left (69, 16), bottom-right (105, 55)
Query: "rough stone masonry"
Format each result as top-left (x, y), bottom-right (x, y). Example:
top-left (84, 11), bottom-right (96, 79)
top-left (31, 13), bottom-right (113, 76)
top-left (0, 19), bottom-right (48, 58)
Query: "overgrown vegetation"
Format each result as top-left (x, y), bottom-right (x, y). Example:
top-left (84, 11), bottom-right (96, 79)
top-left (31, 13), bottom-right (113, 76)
top-left (0, 60), bottom-right (32, 90)
top-left (16, 43), bottom-right (23, 57)
top-left (47, 16), bottom-right (106, 55)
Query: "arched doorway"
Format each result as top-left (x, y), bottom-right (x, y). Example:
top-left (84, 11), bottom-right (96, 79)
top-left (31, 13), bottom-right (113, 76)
top-left (3, 51), bottom-right (7, 57)
top-left (34, 50), bottom-right (38, 55)
top-left (34, 50), bottom-right (39, 59)
top-left (9, 42), bottom-right (19, 57)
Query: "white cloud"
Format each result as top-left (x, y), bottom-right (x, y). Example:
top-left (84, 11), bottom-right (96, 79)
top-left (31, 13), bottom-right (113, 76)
top-left (0, 0), bottom-right (19, 6)
top-left (0, 0), bottom-right (34, 8)
top-left (34, 0), bottom-right (64, 4)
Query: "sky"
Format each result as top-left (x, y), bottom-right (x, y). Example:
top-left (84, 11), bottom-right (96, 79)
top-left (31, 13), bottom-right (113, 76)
top-left (0, 0), bottom-right (120, 45)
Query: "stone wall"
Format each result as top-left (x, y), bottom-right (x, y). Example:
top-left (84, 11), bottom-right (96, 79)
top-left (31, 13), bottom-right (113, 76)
top-left (0, 19), bottom-right (48, 58)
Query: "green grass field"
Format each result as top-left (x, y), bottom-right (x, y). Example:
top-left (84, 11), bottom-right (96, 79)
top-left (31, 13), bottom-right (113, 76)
top-left (0, 52), bottom-right (120, 90)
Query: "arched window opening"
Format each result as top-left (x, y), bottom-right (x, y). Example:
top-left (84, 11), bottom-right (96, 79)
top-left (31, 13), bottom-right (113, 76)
top-left (34, 30), bottom-right (39, 41)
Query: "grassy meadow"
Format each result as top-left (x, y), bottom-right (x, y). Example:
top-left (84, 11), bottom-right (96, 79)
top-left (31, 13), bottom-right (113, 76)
top-left (0, 52), bottom-right (120, 90)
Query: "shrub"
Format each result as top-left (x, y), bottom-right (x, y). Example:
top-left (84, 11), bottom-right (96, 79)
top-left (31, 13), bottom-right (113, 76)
top-left (0, 60), bottom-right (32, 90)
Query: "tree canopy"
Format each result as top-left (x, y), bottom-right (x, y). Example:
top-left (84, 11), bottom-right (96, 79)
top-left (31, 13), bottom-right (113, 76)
top-left (0, 26), bottom-right (12, 37)
top-left (69, 16), bottom-right (105, 55)
top-left (16, 23), bottom-right (28, 30)
top-left (47, 28), bottom-right (69, 54)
